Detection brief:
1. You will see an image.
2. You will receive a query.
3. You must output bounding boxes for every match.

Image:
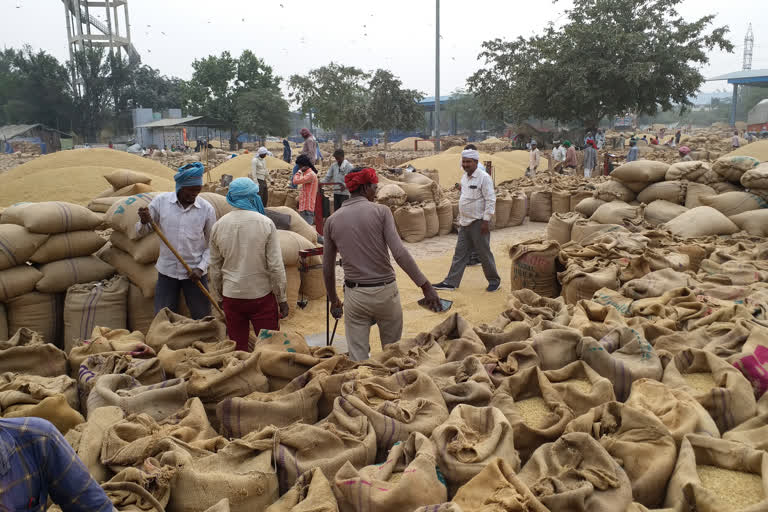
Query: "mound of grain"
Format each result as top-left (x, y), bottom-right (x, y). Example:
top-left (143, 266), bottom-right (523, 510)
top-left (403, 150), bottom-right (542, 187)
top-left (514, 397), bottom-right (551, 429)
top-left (208, 154), bottom-right (291, 182)
top-left (393, 137), bottom-right (434, 150)
top-left (7, 148), bottom-right (176, 178)
top-left (481, 136), bottom-right (504, 144)
top-left (682, 372), bottom-right (717, 393)
top-left (564, 378), bottom-right (593, 394)
top-left (696, 465), bottom-right (765, 509)
top-left (724, 140), bottom-right (768, 161)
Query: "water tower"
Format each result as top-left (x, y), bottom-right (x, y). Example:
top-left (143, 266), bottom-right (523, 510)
top-left (743, 23), bottom-right (754, 71)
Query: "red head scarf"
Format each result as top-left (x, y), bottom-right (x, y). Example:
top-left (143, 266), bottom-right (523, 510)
top-left (587, 139), bottom-right (598, 149)
top-left (300, 128), bottom-right (311, 138)
top-left (345, 167), bottom-right (378, 192)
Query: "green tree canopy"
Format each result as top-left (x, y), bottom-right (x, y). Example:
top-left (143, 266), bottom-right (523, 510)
top-left (366, 69), bottom-right (424, 146)
top-left (445, 89), bottom-right (488, 136)
top-left (468, 0), bottom-right (733, 131)
top-left (236, 89), bottom-right (291, 139)
top-left (68, 47), bottom-right (111, 140)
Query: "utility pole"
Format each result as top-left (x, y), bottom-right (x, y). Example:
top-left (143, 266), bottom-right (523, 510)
top-left (435, 0), bottom-right (441, 151)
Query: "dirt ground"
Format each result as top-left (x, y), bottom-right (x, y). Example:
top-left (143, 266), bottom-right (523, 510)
top-left (280, 221), bottom-right (547, 354)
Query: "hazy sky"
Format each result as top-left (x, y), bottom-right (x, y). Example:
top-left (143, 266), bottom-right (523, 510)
top-left (1, 0), bottom-right (765, 99)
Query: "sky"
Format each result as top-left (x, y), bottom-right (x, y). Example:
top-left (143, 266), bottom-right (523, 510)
top-left (1, 0), bottom-right (766, 100)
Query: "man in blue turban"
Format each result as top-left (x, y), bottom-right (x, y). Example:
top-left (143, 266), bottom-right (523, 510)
top-left (209, 177), bottom-right (288, 351)
top-left (136, 162), bottom-right (217, 319)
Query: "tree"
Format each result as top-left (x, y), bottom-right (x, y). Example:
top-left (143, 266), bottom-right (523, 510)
top-left (68, 47), bottom-right (111, 140)
top-left (444, 89), bottom-right (488, 136)
top-left (366, 69), bottom-right (424, 147)
top-left (236, 89), bottom-right (291, 139)
top-left (131, 65), bottom-right (184, 110)
top-left (468, 0), bottom-right (733, 131)
top-left (289, 62), bottom-right (369, 147)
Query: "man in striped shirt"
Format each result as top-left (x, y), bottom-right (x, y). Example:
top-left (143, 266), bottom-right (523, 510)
top-left (292, 154), bottom-right (319, 226)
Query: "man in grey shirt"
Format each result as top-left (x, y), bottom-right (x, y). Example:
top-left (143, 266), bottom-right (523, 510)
top-left (322, 149), bottom-right (353, 210)
top-left (323, 167), bottom-right (440, 360)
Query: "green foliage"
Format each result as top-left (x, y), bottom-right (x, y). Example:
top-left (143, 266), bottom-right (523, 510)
top-left (69, 47), bottom-right (111, 139)
top-left (131, 66), bottom-right (184, 110)
top-left (468, 0), bottom-right (733, 130)
top-left (236, 89), bottom-right (291, 138)
top-left (366, 69), bottom-right (423, 143)
top-left (445, 89), bottom-right (487, 135)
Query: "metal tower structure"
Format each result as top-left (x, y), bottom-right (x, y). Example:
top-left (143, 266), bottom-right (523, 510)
top-left (743, 23), bottom-right (754, 71)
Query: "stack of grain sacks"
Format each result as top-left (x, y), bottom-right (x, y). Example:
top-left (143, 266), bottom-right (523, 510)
top-left (86, 169), bottom-right (159, 214)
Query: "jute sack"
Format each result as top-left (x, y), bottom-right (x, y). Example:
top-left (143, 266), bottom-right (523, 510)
top-left (621, 268), bottom-right (694, 299)
top-left (565, 402), bottom-right (677, 508)
top-left (399, 180), bottom-right (439, 203)
top-left (711, 181), bottom-right (742, 193)
top-left (530, 328), bottom-right (582, 371)
top-left (110, 230), bottom-right (160, 264)
top-left (64, 405), bottom-right (124, 483)
top-left (99, 247), bottom-right (157, 298)
top-left (36, 256), bottom-right (115, 294)
top-left (88, 197), bottom-right (123, 213)
top-left (483, 341), bottom-right (541, 386)
top-left (3, 201), bottom-right (102, 234)
top-left (684, 182), bottom-right (718, 208)
top-left (104, 169), bottom-right (153, 189)
top-left (568, 300), bottom-right (628, 339)
top-left (394, 205), bottom-right (427, 243)
top-left (474, 309), bottom-right (531, 351)
top-left (0, 224), bottom-right (48, 270)
top-left (528, 191), bottom-right (552, 222)
top-left (2, 394), bottom-right (84, 434)
top-left (559, 262), bottom-right (621, 305)
top-left (701, 191), bottom-right (767, 216)
top-left (145, 306), bottom-right (228, 355)
top-left (267, 206), bottom-right (319, 243)
top-left (545, 361), bottom-right (616, 417)
top-left (105, 193), bottom-right (160, 239)
top-left (712, 155), bottom-right (760, 183)
top-left (77, 355), bottom-right (164, 409)
top-left (663, 206), bottom-right (739, 237)
top-left (63, 276), bottom-right (129, 353)
top-left (661, 348), bottom-right (757, 434)
top-left (546, 212), bottom-right (581, 244)
top-left (574, 197), bottom-right (606, 217)
top-left (6, 292), bottom-right (64, 347)
top-left (494, 193), bottom-right (514, 227)
top-left (0, 265), bottom-right (43, 301)
top-left (595, 180), bottom-right (637, 202)
top-left (730, 209), bottom-right (768, 236)
top-left (509, 240), bottom-right (560, 298)
top-left (269, 189), bottom-right (287, 207)
top-left (423, 201), bottom-right (439, 238)
top-left (666, 161), bottom-right (711, 182)
top-left (0, 373), bottom-right (78, 415)
top-left (489, 366), bottom-right (575, 462)
top-left (284, 190), bottom-right (299, 210)
top-left (507, 288), bottom-right (571, 325)
top-left (276, 230), bottom-right (315, 267)
top-left (431, 405), bottom-right (520, 495)
top-left (507, 191), bottom-right (527, 226)
top-left (156, 340), bottom-right (236, 378)
top-left (184, 353), bottom-right (269, 415)
top-left (424, 356), bottom-right (495, 410)
top-left (86, 374), bottom-right (188, 420)
top-left (373, 334), bottom-right (447, 371)
top-left (199, 192), bottom-right (235, 220)
top-left (436, 198), bottom-right (454, 235)
top-left (625, 379), bottom-right (720, 443)
top-left (376, 184), bottom-right (407, 208)
top-left (0, 304), bottom-right (6, 340)
top-left (333, 433), bottom-right (448, 512)
top-left (107, 183), bottom-right (156, 198)
top-left (518, 432), bottom-right (634, 511)
top-left (551, 189), bottom-right (571, 214)
top-left (28, 231), bottom-right (106, 264)
top-left (741, 162), bottom-right (768, 189)
top-left (637, 180), bottom-right (687, 205)
top-left (570, 190), bottom-right (595, 212)
top-left (644, 200), bottom-right (688, 226)
top-left (127, 283), bottom-right (155, 333)
top-left (266, 468), bottom-right (338, 512)
top-left (452, 458), bottom-right (548, 512)
top-left (0, 328), bottom-right (67, 376)
top-left (590, 201), bottom-right (644, 225)
top-left (101, 464), bottom-right (176, 512)
top-left (664, 434), bottom-right (768, 511)
top-left (403, 172), bottom-right (433, 185)
top-left (429, 313), bottom-right (486, 362)
top-left (611, 160), bottom-right (670, 189)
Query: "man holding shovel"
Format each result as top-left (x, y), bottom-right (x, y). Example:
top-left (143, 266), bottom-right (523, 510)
top-left (136, 162), bottom-right (216, 319)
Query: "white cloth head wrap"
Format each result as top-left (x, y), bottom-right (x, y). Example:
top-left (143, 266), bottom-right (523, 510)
top-left (257, 146), bottom-right (269, 156)
top-left (461, 149), bottom-right (480, 161)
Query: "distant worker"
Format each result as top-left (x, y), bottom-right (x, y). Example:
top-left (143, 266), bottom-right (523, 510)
top-left (675, 130), bottom-right (682, 145)
top-left (528, 140), bottom-right (540, 177)
top-left (293, 154), bottom-right (319, 226)
top-left (0, 417), bottom-right (114, 512)
top-left (209, 178), bottom-right (288, 351)
top-left (136, 162), bottom-right (216, 319)
top-left (596, 129), bottom-right (605, 149)
top-left (433, 149), bottom-right (501, 293)
top-left (732, 131), bottom-right (740, 148)
top-left (626, 139), bottom-right (639, 162)
top-left (322, 149), bottom-right (354, 210)
top-left (463, 144), bottom-right (484, 267)
top-left (564, 140), bottom-right (578, 172)
top-left (678, 146), bottom-right (693, 161)
top-left (552, 140), bottom-right (566, 163)
top-left (282, 138), bottom-right (292, 163)
top-left (290, 129), bottom-right (317, 188)
top-left (323, 167), bottom-right (441, 361)
top-left (583, 139), bottom-right (598, 178)
top-left (603, 154), bottom-right (616, 176)
top-left (251, 146), bottom-right (270, 206)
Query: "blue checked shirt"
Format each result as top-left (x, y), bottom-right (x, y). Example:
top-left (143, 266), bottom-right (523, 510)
top-left (0, 417), bottom-right (113, 512)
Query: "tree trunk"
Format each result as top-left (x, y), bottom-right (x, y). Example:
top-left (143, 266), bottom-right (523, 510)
top-left (335, 128), bottom-right (343, 149)
top-left (384, 131), bottom-right (389, 150)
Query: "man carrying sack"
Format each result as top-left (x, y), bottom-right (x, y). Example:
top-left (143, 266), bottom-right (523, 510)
top-left (323, 167), bottom-right (441, 361)
top-left (137, 162), bottom-right (216, 319)
top-left (209, 178), bottom-right (288, 351)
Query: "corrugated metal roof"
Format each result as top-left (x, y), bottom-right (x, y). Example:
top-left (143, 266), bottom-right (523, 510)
top-left (708, 69), bottom-right (768, 81)
top-left (0, 124), bottom-right (41, 140)
top-left (135, 116), bottom-right (203, 128)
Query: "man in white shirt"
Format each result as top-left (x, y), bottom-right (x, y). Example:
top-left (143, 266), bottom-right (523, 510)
top-left (137, 162), bottom-right (216, 319)
top-left (732, 131), bottom-right (740, 148)
top-left (209, 178), bottom-right (287, 351)
top-left (433, 149), bottom-right (501, 292)
top-left (528, 140), bottom-right (540, 177)
top-left (552, 140), bottom-right (566, 163)
top-left (251, 146), bottom-right (270, 205)
top-left (321, 149), bottom-right (354, 210)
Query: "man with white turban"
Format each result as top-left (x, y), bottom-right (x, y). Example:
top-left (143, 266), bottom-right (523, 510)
top-left (251, 146), bottom-right (270, 205)
top-left (433, 149), bottom-right (501, 293)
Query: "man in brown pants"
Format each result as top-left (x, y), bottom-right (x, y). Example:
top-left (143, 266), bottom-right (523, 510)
top-left (323, 167), bottom-right (440, 361)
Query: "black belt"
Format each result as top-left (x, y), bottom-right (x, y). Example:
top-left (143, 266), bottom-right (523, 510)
top-left (344, 279), bottom-right (395, 289)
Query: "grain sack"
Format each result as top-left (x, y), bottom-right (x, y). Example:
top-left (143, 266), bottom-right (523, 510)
top-left (0, 304), bottom-right (6, 341)
top-left (87, 374), bottom-right (188, 420)
top-left (637, 180), bottom-right (687, 205)
top-left (127, 283), bottom-right (156, 333)
top-left (199, 192), bottom-right (235, 220)
top-left (105, 193), bottom-right (160, 239)
top-left (595, 180), bottom-right (637, 202)
top-left (741, 162), bottom-right (768, 189)
top-left (529, 328), bottom-right (582, 371)
top-left (0, 373), bottom-right (78, 415)
top-left (474, 309), bottom-right (532, 350)
top-left (663, 207), bottom-right (739, 237)
top-left (36, 256), bottom-right (115, 293)
top-left (625, 379), bottom-right (720, 443)
top-left (107, 182), bottom-right (156, 197)
top-left (156, 340), bottom-right (236, 378)
top-left (267, 206), bottom-right (319, 244)
top-left (333, 433), bottom-right (448, 512)
top-left (730, 209), bottom-right (768, 236)
top-left (590, 201), bottom-right (644, 225)
top-left (269, 189), bottom-right (287, 207)
top-left (99, 247), bottom-right (157, 298)
top-left (568, 300), bottom-right (628, 340)
top-left (483, 341), bottom-right (541, 386)
top-left (452, 458), bottom-right (548, 512)
top-left (266, 468), bottom-right (338, 512)
top-left (493, 193), bottom-right (513, 228)
top-left (2, 202), bottom-right (102, 234)
top-left (28, 231), bottom-right (106, 264)
top-left (664, 435), bottom-right (768, 511)
top-left (399, 180), bottom-right (439, 203)
top-left (424, 356), bottom-right (495, 409)
top-left (63, 276), bottom-right (129, 353)
top-left (711, 181), bottom-right (742, 193)
top-left (574, 197), bottom-right (606, 217)
top-left (102, 464), bottom-right (175, 512)
top-left (544, 361), bottom-right (616, 416)
top-left (394, 205), bottom-right (427, 243)
top-left (665, 161), bottom-right (711, 182)
top-left (78, 355), bottom-right (164, 408)
top-left (701, 191), bottom-right (767, 217)
top-left (110, 230), bottom-right (160, 265)
top-left (507, 191), bottom-right (527, 227)
top-left (184, 353), bottom-right (269, 412)
top-left (509, 240), bottom-right (560, 298)
top-left (376, 184), bottom-right (407, 208)
top-left (403, 171), bottom-right (433, 185)
top-left (423, 201), bottom-right (439, 238)
top-left (3, 394), bottom-right (84, 434)
top-left (374, 334), bottom-right (446, 371)
top-left (0, 265), bottom-right (42, 301)
top-left (559, 263), bottom-right (620, 305)
top-left (712, 155), bottom-right (760, 183)
top-left (429, 313), bottom-right (486, 362)
top-left (285, 266), bottom-right (301, 308)
top-left (87, 197), bottom-right (123, 213)
top-left (661, 349), bottom-right (756, 434)
top-left (570, 190), bottom-right (594, 212)
top-left (146, 308), bottom-right (225, 351)
top-left (565, 402), bottom-right (677, 508)
top-left (64, 406), bottom-right (124, 483)
top-left (546, 212), bottom-right (581, 245)
top-left (528, 191), bottom-right (552, 222)
top-left (104, 169), bottom-right (153, 189)
top-left (643, 200), bottom-right (687, 226)
top-left (431, 405), bottom-right (519, 495)
top-left (284, 190), bottom-right (299, 210)
top-left (0, 224), bottom-right (48, 270)
top-left (6, 292), bottom-right (63, 347)
top-left (276, 230), bottom-right (315, 267)
top-left (611, 160), bottom-right (670, 188)
top-left (518, 432), bottom-right (634, 511)
top-left (0, 328), bottom-right (67, 377)
top-left (436, 198), bottom-right (453, 235)
top-left (551, 189), bottom-right (571, 214)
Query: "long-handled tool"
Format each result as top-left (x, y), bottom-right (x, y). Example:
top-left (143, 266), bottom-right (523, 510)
top-left (150, 219), bottom-right (225, 317)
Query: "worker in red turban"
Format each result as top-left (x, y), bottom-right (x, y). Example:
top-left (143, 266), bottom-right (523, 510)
top-left (344, 167), bottom-right (379, 193)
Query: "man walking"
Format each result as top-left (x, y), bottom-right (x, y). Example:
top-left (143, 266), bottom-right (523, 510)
top-left (251, 146), bottom-right (270, 205)
top-left (528, 140), bottom-right (540, 177)
top-left (290, 128), bottom-right (317, 188)
top-left (433, 149), bottom-right (501, 293)
top-left (584, 139), bottom-right (598, 178)
top-left (564, 140), bottom-right (577, 172)
top-left (293, 154), bottom-right (319, 226)
top-left (209, 178), bottom-right (288, 351)
top-left (282, 138), bottom-right (292, 163)
top-left (323, 167), bottom-right (441, 361)
top-left (137, 162), bottom-right (216, 319)
top-left (322, 149), bottom-right (353, 210)
top-left (626, 139), bottom-right (639, 162)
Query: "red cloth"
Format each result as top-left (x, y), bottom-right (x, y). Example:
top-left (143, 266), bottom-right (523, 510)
top-left (587, 139), bottom-right (598, 149)
top-left (300, 128), bottom-right (311, 137)
top-left (344, 167), bottom-right (378, 192)
top-left (222, 293), bottom-right (279, 351)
